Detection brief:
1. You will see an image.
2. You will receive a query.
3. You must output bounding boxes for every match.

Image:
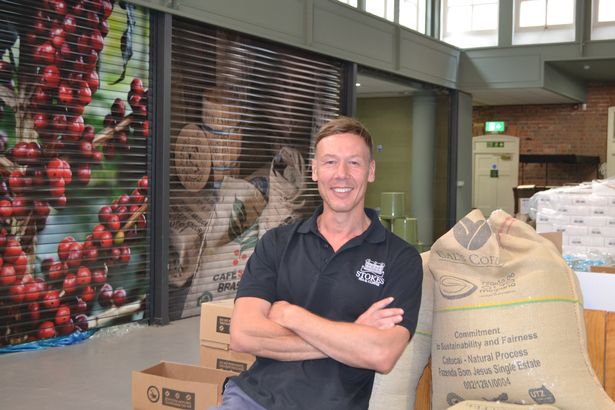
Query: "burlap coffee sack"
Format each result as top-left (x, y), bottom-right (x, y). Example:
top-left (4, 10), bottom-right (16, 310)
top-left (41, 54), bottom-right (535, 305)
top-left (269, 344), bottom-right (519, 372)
top-left (429, 209), bottom-right (615, 410)
top-left (369, 252), bottom-right (433, 410)
top-left (258, 146), bottom-right (306, 237)
top-left (447, 400), bottom-right (560, 410)
top-left (203, 175), bottom-right (267, 248)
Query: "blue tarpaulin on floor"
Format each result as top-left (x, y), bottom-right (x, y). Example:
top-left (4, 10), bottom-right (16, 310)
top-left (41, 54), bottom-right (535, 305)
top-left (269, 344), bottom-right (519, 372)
top-left (0, 330), bottom-right (96, 354)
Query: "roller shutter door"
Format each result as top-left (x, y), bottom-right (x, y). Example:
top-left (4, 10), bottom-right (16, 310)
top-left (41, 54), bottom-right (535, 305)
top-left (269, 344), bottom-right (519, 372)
top-left (169, 17), bottom-right (342, 319)
top-left (0, 0), bottom-right (150, 347)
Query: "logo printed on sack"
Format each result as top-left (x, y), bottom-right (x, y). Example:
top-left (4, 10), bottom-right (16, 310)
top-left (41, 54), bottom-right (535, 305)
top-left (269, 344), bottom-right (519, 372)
top-left (439, 275), bottom-right (478, 299)
top-left (446, 392), bottom-right (464, 406)
top-left (483, 393), bottom-right (508, 402)
top-left (356, 259), bottom-right (385, 287)
top-left (217, 358), bottom-right (248, 373)
top-left (147, 386), bottom-right (160, 403)
top-left (162, 388), bottom-right (196, 410)
top-left (453, 218), bottom-right (492, 250)
top-left (217, 316), bottom-right (231, 334)
top-left (528, 385), bottom-right (556, 404)
top-left (480, 272), bottom-right (517, 296)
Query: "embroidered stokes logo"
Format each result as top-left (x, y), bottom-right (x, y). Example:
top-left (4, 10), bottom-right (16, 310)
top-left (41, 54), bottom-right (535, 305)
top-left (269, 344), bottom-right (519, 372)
top-left (356, 259), bottom-right (385, 286)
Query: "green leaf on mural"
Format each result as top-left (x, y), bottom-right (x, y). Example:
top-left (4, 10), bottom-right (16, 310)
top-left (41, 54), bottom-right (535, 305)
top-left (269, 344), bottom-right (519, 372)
top-left (0, 19), bottom-right (18, 58)
top-left (112, 2), bottom-right (136, 85)
top-left (238, 226), bottom-right (259, 254)
top-left (228, 195), bottom-right (247, 241)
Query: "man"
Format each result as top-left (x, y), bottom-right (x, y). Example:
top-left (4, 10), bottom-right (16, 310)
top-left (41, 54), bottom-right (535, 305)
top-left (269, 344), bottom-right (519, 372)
top-left (214, 117), bottom-right (423, 409)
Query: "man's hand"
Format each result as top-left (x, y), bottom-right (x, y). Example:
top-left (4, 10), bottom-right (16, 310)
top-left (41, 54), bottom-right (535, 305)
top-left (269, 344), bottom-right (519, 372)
top-left (355, 297), bottom-right (404, 330)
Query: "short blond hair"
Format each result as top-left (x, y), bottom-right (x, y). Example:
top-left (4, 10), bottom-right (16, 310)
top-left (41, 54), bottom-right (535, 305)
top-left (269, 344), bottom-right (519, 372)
top-left (314, 116), bottom-right (373, 159)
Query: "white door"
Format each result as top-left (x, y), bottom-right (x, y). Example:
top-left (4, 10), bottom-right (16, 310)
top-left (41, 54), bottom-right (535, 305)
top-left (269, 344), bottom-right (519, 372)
top-left (607, 107), bottom-right (615, 178)
top-left (474, 153), bottom-right (516, 216)
top-left (495, 153), bottom-right (515, 214)
top-left (474, 154), bottom-right (500, 216)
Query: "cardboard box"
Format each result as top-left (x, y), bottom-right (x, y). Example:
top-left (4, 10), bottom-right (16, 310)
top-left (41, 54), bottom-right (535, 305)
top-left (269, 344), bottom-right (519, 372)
top-left (590, 265), bottom-right (615, 274)
top-left (513, 185), bottom-right (552, 215)
top-left (200, 345), bottom-right (255, 374)
top-left (199, 299), bottom-right (256, 374)
top-left (540, 231), bottom-right (562, 254)
top-left (200, 299), bottom-right (235, 349)
top-left (132, 361), bottom-right (234, 410)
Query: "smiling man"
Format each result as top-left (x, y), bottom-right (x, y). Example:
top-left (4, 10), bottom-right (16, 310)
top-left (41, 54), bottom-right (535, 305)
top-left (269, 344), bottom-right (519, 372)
top-left (211, 117), bottom-right (423, 410)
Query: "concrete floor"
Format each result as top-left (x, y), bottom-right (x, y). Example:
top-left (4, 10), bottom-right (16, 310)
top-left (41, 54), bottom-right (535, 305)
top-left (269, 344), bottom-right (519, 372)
top-left (0, 317), bottom-right (201, 410)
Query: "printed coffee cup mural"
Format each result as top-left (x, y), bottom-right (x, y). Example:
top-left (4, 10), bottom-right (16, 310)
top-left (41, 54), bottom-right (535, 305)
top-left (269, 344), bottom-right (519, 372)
top-left (0, 1), bottom-right (150, 347)
top-left (167, 27), bottom-right (339, 318)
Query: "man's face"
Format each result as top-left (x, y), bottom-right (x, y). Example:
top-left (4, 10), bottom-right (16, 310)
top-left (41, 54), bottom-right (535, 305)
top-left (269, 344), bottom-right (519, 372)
top-left (311, 132), bottom-right (375, 216)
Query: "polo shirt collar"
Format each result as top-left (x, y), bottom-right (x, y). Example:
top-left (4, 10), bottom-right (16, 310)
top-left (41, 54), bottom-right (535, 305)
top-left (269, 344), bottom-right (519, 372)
top-left (297, 205), bottom-right (386, 243)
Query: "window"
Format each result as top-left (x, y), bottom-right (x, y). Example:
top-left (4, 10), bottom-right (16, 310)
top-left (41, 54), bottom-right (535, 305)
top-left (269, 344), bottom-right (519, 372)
top-left (399, 0), bottom-right (427, 33)
top-left (365, 0), bottom-right (395, 22)
top-left (513, 0), bottom-right (575, 45)
top-left (441, 0), bottom-right (499, 48)
top-left (336, 0), bottom-right (358, 6)
top-left (517, 0), bottom-right (574, 28)
top-left (596, 0), bottom-right (615, 22)
top-left (335, 0), bottom-right (427, 35)
top-left (592, 0), bottom-right (615, 40)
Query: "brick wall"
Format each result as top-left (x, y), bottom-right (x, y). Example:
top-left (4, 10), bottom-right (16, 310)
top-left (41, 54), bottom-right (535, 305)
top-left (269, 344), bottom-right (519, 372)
top-left (473, 82), bottom-right (615, 186)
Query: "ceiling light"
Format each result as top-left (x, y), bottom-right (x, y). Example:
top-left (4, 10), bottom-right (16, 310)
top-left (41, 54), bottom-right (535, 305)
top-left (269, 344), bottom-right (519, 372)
top-left (355, 82), bottom-right (361, 87)
top-left (583, 65), bottom-right (591, 70)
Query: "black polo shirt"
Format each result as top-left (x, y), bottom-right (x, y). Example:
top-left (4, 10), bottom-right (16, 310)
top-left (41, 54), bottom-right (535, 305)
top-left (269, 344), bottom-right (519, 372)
top-left (233, 206), bottom-right (423, 410)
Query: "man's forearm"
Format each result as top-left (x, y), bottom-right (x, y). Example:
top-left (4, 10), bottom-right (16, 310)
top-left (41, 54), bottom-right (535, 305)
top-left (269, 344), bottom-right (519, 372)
top-left (273, 303), bottom-right (410, 373)
top-left (230, 298), bottom-right (327, 361)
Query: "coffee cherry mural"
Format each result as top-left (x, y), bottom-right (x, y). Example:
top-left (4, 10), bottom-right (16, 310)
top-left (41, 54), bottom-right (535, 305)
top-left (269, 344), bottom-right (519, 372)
top-left (0, 0), bottom-right (150, 347)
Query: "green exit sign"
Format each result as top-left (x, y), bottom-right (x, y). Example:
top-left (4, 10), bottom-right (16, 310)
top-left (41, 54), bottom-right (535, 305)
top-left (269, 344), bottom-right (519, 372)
top-left (485, 121), bottom-right (505, 132)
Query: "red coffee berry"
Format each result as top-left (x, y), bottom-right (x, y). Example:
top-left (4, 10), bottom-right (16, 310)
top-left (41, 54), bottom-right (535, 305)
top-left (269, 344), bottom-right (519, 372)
top-left (130, 78), bottom-right (144, 95)
top-left (92, 268), bottom-right (107, 284)
top-left (0, 264), bottom-right (16, 286)
top-left (14, 251), bottom-right (28, 278)
top-left (99, 231), bottom-right (113, 249)
top-left (75, 266), bottom-right (92, 287)
top-left (76, 165), bottom-right (91, 184)
top-left (0, 199), bottom-right (12, 218)
top-left (137, 176), bottom-right (148, 193)
top-left (74, 314), bottom-right (89, 331)
top-left (24, 281), bottom-right (42, 303)
top-left (75, 297), bottom-right (88, 314)
top-left (98, 283), bottom-right (113, 307)
top-left (55, 305), bottom-right (71, 325)
top-left (107, 214), bottom-right (121, 231)
top-left (38, 321), bottom-right (56, 339)
top-left (9, 283), bottom-right (26, 304)
top-left (41, 65), bottom-right (60, 89)
top-left (66, 242), bottom-right (83, 269)
top-left (81, 285), bottom-right (95, 303)
top-left (43, 289), bottom-right (61, 310)
top-left (35, 41), bottom-right (56, 65)
top-left (58, 236), bottom-right (76, 261)
top-left (62, 273), bottom-right (77, 294)
top-left (47, 261), bottom-right (67, 282)
top-left (120, 246), bottom-right (131, 264)
top-left (112, 287), bottom-right (127, 307)
top-left (4, 239), bottom-right (23, 264)
top-left (87, 70), bottom-right (99, 94)
top-left (33, 200), bottom-right (50, 217)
